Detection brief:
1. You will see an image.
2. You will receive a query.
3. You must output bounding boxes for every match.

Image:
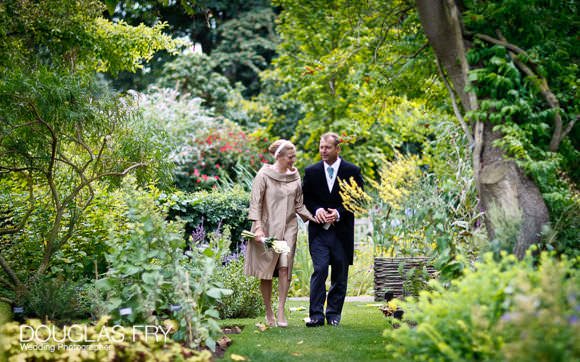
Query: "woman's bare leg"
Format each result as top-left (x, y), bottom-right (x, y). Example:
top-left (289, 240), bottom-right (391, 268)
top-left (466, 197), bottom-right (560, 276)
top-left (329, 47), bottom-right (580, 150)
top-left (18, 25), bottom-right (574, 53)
top-left (260, 279), bottom-right (275, 326)
top-left (277, 267), bottom-right (289, 326)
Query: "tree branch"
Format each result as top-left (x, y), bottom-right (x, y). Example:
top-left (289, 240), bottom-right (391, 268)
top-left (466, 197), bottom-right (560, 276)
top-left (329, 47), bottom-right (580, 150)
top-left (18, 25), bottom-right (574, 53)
top-left (0, 253), bottom-right (25, 292)
top-left (29, 102), bottom-right (61, 209)
top-left (435, 56), bottom-right (474, 145)
top-left (474, 33), bottom-right (527, 55)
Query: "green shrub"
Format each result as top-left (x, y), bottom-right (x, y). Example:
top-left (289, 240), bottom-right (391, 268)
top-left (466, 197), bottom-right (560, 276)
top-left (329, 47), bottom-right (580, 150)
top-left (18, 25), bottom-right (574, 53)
top-left (95, 181), bottom-right (230, 351)
top-left (384, 252), bottom-right (579, 361)
top-left (0, 317), bottom-right (212, 361)
top-left (214, 253), bottom-right (264, 319)
top-left (0, 302), bottom-right (10, 324)
top-left (167, 186), bottom-right (251, 248)
top-left (171, 120), bottom-right (269, 192)
top-left (15, 277), bottom-right (92, 323)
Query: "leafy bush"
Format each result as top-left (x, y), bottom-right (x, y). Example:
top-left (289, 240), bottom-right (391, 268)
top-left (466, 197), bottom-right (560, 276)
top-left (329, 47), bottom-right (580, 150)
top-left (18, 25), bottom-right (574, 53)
top-left (156, 50), bottom-right (236, 113)
top-left (213, 251), bottom-right (264, 319)
top-left (339, 144), bottom-right (483, 281)
top-left (15, 277), bottom-right (92, 323)
top-left (132, 86), bottom-right (222, 151)
top-left (167, 186), bottom-right (252, 249)
top-left (172, 120), bottom-right (269, 191)
top-left (95, 181), bottom-right (230, 350)
top-left (384, 252), bottom-right (579, 361)
top-left (0, 317), bottom-right (212, 361)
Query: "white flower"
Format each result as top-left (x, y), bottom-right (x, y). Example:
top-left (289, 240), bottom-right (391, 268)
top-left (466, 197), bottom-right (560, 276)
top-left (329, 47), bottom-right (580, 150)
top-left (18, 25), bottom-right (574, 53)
top-left (241, 230), bottom-right (290, 254)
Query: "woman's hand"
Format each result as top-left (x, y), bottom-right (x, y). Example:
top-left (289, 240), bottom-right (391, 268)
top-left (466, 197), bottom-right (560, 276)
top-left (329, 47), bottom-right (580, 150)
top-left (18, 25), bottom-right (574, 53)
top-left (254, 229), bottom-right (265, 244)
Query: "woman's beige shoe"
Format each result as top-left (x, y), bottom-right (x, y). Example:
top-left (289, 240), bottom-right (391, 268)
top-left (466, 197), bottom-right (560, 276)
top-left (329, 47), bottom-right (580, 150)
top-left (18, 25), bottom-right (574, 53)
top-left (266, 316), bottom-right (277, 327)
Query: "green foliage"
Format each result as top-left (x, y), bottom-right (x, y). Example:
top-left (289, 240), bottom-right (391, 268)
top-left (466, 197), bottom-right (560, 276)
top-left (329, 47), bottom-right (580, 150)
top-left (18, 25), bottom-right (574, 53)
top-left (95, 181), bottom-right (229, 350)
top-left (462, 1), bottom-right (579, 256)
top-left (1, 317), bottom-right (212, 361)
top-left (156, 50), bottom-right (238, 113)
top-left (213, 254), bottom-right (264, 318)
top-left (384, 252), bottom-right (579, 361)
top-left (400, 264), bottom-right (432, 298)
top-left (482, 203), bottom-right (524, 259)
top-left (271, 0), bottom-right (445, 177)
top-left (134, 86), bottom-right (222, 150)
top-left (0, 0), bottom-right (181, 304)
top-left (212, 8), bottom-right (279, 97)
top-left (289, 231), bottom-right (313, 297)
top-left (16, 277), bottom-right (92, 323)
top-left (0, 0), bottom-right (180, 75)
top-left (167, 186), bottom-right (252, 246)
top-left (0, 70), bottom-right (173, 293)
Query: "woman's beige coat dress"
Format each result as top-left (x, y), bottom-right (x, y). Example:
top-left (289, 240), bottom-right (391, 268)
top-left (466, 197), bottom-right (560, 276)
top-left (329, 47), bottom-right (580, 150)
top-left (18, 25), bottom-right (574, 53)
top-left (244, 165), bottom-right (313, 280)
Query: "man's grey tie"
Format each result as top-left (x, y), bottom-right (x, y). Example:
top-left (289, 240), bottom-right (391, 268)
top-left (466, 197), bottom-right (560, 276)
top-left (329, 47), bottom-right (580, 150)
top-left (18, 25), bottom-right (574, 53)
top-left (327, 166), bottom-right (334, 179)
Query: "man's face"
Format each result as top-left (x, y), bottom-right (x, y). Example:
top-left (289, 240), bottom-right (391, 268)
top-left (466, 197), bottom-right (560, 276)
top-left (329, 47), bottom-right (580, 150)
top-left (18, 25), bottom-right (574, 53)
top-left (319, 137), bottom-right (340, 164)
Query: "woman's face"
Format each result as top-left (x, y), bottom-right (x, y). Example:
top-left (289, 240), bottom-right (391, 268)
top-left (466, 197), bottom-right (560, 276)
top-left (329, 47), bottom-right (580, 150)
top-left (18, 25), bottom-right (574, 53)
top-left (278, 148), bottom-right (297, 169)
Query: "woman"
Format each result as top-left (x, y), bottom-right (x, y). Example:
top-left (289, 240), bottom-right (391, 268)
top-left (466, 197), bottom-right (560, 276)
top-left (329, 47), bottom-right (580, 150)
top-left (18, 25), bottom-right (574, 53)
top-left (244, 139), bottom-right (316, 327)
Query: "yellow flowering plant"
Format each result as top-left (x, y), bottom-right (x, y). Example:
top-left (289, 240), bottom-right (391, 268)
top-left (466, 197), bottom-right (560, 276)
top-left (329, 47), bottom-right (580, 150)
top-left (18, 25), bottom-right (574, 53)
top-left (339, 153), bottom-right (425, 257)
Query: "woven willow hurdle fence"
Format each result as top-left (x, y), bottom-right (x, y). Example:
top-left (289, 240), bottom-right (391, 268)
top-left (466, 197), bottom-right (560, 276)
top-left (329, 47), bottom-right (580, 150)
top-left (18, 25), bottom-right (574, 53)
top-left (373, 257), bottom-right (436, 301)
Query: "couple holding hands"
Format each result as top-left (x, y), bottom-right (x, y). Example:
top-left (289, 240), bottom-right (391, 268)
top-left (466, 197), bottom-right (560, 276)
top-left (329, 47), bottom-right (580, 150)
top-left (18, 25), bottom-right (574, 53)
top-left (244, 132), bottom-right (363, 328)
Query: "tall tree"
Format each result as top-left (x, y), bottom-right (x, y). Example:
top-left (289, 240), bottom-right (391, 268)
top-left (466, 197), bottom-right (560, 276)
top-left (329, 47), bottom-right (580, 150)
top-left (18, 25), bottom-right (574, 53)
top-left (271, 0), bottom-right (445, 177)
top-left (415, 0), bottom-right (577, 257)
top-left (0, 0), bottom-right (179, 301)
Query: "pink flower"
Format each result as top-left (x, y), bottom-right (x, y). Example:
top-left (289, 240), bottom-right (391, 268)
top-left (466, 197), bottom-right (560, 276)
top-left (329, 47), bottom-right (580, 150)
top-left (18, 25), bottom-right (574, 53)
top-left (194, 168), bottom-right (200, 176)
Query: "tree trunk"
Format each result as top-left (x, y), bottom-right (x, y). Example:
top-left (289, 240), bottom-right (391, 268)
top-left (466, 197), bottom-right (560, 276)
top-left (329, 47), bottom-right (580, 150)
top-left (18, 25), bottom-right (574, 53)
top-left (416, 0), bottom-right (549, 258)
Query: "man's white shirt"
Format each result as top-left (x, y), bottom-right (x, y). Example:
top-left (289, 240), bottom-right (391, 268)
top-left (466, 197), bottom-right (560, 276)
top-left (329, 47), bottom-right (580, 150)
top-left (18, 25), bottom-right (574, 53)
top-left (324, 158), bottom-right (341, 193)
top-left (319, 158), bottom-right (341, 229)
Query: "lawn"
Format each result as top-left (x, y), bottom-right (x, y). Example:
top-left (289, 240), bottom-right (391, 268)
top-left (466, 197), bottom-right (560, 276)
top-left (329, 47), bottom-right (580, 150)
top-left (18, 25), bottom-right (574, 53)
top-left (220, 300), bottom-right (388, 361)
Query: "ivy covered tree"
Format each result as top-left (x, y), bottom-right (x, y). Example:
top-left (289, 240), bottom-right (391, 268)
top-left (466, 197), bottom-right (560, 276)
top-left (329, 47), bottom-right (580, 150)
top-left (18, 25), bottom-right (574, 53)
top-left (416, 0), bottom-right (578, 257)
top-left (271, 0), bottom-right (577, 257)
top-left (0, 0), bottom-right (180, 302)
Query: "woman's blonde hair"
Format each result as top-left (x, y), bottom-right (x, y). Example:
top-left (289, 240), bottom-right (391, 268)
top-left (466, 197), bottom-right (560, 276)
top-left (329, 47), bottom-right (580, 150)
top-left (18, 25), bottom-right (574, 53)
top-left (268, 139), bottom-right (296, 158)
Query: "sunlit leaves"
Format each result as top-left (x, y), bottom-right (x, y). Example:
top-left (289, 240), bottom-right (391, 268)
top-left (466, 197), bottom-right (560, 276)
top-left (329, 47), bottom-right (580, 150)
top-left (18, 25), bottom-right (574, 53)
top-left (89, 18), bottom-right (182, 75)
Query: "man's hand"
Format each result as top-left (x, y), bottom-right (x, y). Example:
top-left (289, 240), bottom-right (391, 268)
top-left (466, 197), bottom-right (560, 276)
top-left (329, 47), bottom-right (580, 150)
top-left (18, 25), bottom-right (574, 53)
top-left (315, 208), bottom-right (328, 224)
top-left (325, 208), bottom-right (339, 223)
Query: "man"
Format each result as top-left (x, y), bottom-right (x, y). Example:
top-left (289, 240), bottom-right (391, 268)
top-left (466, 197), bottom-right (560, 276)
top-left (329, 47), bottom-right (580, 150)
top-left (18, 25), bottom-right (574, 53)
top-left (302, 132), bottom-right (363, 327)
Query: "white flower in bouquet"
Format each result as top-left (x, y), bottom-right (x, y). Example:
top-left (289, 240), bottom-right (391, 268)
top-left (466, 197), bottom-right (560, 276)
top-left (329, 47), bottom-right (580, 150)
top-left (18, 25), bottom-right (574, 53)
top-left (241, 230), bottom-right (290, 254)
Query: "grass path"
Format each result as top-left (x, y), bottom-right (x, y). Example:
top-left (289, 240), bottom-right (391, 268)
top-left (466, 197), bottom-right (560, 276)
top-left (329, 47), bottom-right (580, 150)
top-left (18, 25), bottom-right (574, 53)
top-left (220, 300), bottom-right (387, 361)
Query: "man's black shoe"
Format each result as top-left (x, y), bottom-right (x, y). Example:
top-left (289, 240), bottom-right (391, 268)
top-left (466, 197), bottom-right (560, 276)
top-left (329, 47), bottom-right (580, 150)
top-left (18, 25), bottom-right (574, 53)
top-left (305, 319), bottom-right (324, 327)
top-left (327, 319), bottom-right (340, 327)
